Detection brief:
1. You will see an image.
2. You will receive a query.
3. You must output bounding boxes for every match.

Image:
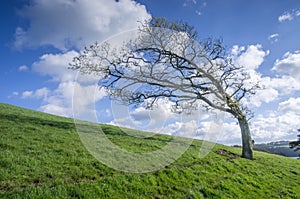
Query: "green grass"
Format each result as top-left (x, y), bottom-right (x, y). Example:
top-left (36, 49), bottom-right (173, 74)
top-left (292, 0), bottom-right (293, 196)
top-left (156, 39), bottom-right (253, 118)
top-left (0, 103), bottom-right (299, 198)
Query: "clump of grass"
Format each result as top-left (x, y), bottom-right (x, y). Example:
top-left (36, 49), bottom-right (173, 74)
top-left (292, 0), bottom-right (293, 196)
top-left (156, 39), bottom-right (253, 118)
top-left (0, 103), bottom-right (299, 198)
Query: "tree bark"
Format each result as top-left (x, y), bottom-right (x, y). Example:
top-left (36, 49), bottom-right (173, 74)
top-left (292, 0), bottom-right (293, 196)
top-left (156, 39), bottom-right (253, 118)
top-left (238, 117), bottom-right (253, 160)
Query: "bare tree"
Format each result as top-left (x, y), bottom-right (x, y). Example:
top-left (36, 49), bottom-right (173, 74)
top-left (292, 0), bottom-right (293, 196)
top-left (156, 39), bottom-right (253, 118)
top-left (70, 18), bottom-right (259, 160)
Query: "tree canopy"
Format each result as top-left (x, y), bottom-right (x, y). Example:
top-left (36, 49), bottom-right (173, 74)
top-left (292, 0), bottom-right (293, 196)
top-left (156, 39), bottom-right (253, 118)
top-left (70, 17), bottom-right (260, 160)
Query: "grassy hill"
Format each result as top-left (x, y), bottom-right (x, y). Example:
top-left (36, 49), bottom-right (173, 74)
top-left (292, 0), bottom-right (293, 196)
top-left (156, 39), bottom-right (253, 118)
top-left (0, 103), bottom-right (299, 199)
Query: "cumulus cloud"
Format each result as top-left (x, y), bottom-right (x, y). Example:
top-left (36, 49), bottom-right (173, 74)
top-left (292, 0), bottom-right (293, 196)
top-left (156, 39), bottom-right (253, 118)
top-left (21, 50), bottom-right (108, 117)
top-left (73, 83), bottom-right (107, 118)
top-left (107, 98), bottom-right (174, 131)
top-left (262, 75), bottom-right (300, 96)
top-left (278, 97), bottom-right (300, 114)
top-left (39, 104), bottom-right (70, 117)
top-left (21, 81), bottom-right (106, 117)
top-left (230, 44), bottom-right (276, 107)
top-left (18, 65), bottom-right (29, 72)
top-left (32, 51), bottom-right (79, 82)
top-left (109, 98), bottom-right (207, 133)
top-left (245, 74), bottom-right (300, 108)
top-left (278, 12), bottom-right (293, 22)
top-left (272, 51), bottom-right (300, 80)
top-left (21, 91), bottom-right (33, 98)
top-left (249, 87), bottom-right (279, 107)
top-left (246, 95), bottom-right (300, 143)
top-left (278, 9), bottom-right (300, 22)
top-left (14, 0), bottom-right (151, 51)
top-left (230, 45), bottom-right (300, 109)
top-left (28, 49), bottom-right (106, 117)
top-left (216, 121), bottom-right (241, 145)
top-left (231, 44), bottom-right (269, 70)
top-left (195, 95), bottom-right (300, 144)
top-left (251, 101), bottom-right (300, 143)
top-left (17, 0), bottom-right (151, 119)
top-left (106, 97), bottom-right (214, 140)
top-left (21, 87), bottom-right (49, 99)
top-left (161, 120), bottom-right (199, 138)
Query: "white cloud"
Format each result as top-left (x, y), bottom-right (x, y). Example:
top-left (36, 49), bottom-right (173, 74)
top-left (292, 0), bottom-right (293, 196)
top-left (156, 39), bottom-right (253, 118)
top-left (241, 70), bottom-right (278, 107)
top-left (129, 98), bottom-right (177, 120)
top-left (231, 44), bottom-right (269, 70)
top-left (231, 45), bottom-right (245, 57)
top-left (108, 94), bottom-right (300, 144)
top-left (161, 120), bottom-right (199, 138)
top-left (278, 9), bottom-right (300, 22)
top-left (107, 97), bottom-right (212, 139)
top-left (216, 121), bottom-right (241, 145)
top-left (183, 0), bottom-right (197, 7)
top-left (73, 83), bottom-right (107, 118)
top-left (109, 98), bottom-right (182, 132)
top-left (22, 50), bottom-right (108, 117)
top-left (278, 97), bottom-right (300, 114)
top-left (272, 51), bottom-right (300, 80)
top-left (251, 99), bottom-right (300, 143)
top-left (278, 12), bottom-right (293, 22)
top-left (21, 91), bottom-right (33, 98)
top-left (14, 0), bottom-right (151, 51)
top-left (21, 87), bottom-right (49, 99)
top-left (39, 104), bottom-right (69, 117)
top-left (249, 87), bottom-right (279, 107)
top-left (230, 44), bottom-right (276, 107)
top-left (32, 50), bottom-right (102, 84)
top-left (34, 87), bottom-right (50, 99)
top-left (262, 75), bottom-right (300, 96)
top-left (244, 74), bottom-right (300, 107)
top-left (246, 96), bottom-right (300, 143)
top-left (32, 51), bottom-right (79, 82)
top-left (18, 65), bottom-right (29, 72)
top-left (38, 83), bottom-right (73, 117)
top-left (230, 45), bottom-right (300, 108)
top-left (12, 92), bottom-right (19, 96)
top-left (268, 33), bottom-right (279, 43)
top-left (33, 81), bottom-right (107, 118)
top-left (17, 0), bottom-right (150, 119)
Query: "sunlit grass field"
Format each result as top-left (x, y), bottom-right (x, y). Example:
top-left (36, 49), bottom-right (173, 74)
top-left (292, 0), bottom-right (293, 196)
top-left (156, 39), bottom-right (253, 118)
top-left (0, 103), bottom-right (299, 198)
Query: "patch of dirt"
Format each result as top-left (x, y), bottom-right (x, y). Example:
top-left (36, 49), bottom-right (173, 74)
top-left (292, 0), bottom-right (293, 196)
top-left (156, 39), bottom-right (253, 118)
top-left (29, 179), bottom-right (42, 187)
top-left (216, 149), bottom-right (240, 160)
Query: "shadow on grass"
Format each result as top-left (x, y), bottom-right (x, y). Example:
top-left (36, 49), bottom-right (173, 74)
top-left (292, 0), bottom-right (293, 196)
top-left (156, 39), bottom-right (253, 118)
top-left (0, 113), bottom-right (75, 130)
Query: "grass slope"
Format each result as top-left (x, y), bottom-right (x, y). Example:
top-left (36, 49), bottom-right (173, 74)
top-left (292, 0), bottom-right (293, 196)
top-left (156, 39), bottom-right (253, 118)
top-left (0, 103), bottom-right (299, 199)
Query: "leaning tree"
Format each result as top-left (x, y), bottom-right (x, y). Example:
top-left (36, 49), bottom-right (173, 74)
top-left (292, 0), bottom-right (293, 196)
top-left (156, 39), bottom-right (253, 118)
top-left (70, 18), bottom-right (259, 160)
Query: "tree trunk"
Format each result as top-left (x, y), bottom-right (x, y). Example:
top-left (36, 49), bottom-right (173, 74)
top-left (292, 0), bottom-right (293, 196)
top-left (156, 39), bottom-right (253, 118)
top-left (238, 117), bottom-right (253, 160)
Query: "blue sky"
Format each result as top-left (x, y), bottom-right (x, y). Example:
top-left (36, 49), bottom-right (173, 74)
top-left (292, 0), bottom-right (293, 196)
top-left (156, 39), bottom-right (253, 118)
top-left (1, 0), bottom-right (300, 145)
